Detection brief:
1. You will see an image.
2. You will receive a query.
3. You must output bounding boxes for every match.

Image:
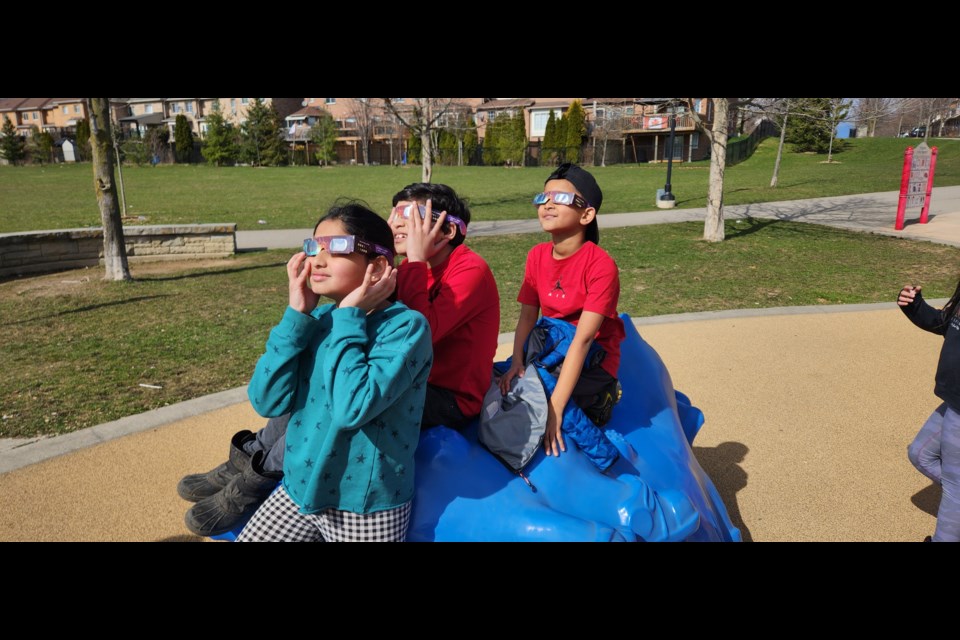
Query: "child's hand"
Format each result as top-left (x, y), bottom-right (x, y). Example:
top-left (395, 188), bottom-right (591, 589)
top-left (339, 263), bottom-right (397, 312)
top-left (288, 252), bottom-right (320, 314)
top-left (544, 401), bottom-right (566, 456)
top-left (498, 360), bottom-right (526, 395)
top-left (898, 284), bottom-right (921, 306)
top-left (404, 199), bottom-right (451, 263)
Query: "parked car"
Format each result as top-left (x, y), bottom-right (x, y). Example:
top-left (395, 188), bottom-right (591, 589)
top-left (908, 126), bottom-right (927, 138)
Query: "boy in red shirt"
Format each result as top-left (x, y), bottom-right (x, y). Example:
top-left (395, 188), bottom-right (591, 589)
top-left (499, 163), bottom-right (624, 457)
top-left (390, 182), bottom-right (501, 429)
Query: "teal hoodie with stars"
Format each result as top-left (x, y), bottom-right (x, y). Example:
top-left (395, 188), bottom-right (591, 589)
top-left (248, 302), bottom-right (432, 515)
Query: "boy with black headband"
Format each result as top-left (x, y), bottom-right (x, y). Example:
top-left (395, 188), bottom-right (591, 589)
top-left (499, 163), bottom-right (625, 458)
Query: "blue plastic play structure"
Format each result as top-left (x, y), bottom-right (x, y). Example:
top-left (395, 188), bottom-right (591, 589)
top-left (406, 315), bottom-right (741, 542)
top-left (215, 314), bottom-right (740, 542)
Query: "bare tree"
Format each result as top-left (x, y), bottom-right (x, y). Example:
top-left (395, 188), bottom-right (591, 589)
top-left (914, 97), bottom-right (956, 141)
top-left (346, 98), bottom-right (379, 165)
top-left (383, 98), bottom-right (458, 182)
top-left (590, 102), bottom-right (626, 167)
top-left (825, 98), bottom-right (852, 163)
top-left (766, 98), bottom-right (791, 188)
top-left (853, 98), bottom-right (899, 137)
top-left (88, 97), bottom-right (131, 281)
top-left (685, 97), bottom-right (753, 242)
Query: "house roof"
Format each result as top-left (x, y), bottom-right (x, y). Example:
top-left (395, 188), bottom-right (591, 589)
top-left (584, 97), bottom-right (643, 104)
top-left (529, 99), bottom-right (575, 109)
top-left (476, 99), bottom-right (535, 111)
top-left (0, 98), bottom-right (28, 111)
top-left (118, 113), bottom-right (166, 126)
top-left (47, 98), bottom-right (85, 106)
top-left (287, 106), bottom-right (329, 119)
top-left (16, 98), bottom-right (52, 110)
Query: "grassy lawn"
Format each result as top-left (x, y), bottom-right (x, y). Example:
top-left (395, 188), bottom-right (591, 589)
top-left (3, 220), bottom-right (959, 438)
top-left (1, 137), bottom-right (958, 232)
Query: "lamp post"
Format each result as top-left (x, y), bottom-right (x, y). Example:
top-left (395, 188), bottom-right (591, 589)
top-left (656, 104), bottom-right (677, 209)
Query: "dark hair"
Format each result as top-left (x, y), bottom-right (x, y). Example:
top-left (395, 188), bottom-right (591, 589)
top-left (941, 279), bottom-right (960, 326)
top-left (391, 182), bottom-right (471, 248)
top-left (545, 162), bottom-right (603, 245)
top-left (314, 200), bottom-right (397, 300)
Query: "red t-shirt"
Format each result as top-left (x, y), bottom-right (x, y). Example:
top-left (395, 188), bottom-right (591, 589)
top-left (517, 241), bottom-right (624, 378)
top-left (397, 245), bottom-right (501, 418)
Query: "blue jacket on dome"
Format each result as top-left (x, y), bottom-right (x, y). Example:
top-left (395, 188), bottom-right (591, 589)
top-left (492, 316), bottom-right (621, 472)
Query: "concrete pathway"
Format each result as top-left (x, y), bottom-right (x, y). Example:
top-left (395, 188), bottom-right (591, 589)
top-left (236, 186), bottom-right (960, 250)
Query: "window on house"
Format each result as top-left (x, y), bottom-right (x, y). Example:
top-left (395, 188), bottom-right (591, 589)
top-left (690, 132), bottom-right (699, 149)
top-left (626, 106), bottom-right (635, 115)
top-left (74, 104), bottom-right (81, 113)
top-left (145, 104), bottom-right (153, 114)
top-left (530, 110), bottom-right (560, 138)
top-left (186, 103), bottom-right (193, 113)
top-left (325, 98), bottom-right (336, 104)
top-left (694, 99), bottom-right (703, 113)
top-left (241, 98), bottom-right (249, 105)
top-left (62, 106), bottom-right (69, 114)
top-left (231, 99), bottom-right (237, 114)
top-left (666, 135), bottom-right (683, 160)
top-left (391, 98), bottom-right (404, 103)
top-left (33, 112), bottom-right (38, 120)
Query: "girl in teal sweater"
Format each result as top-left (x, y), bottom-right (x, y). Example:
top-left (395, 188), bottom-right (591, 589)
top-left (237, 202), bottom-right (433, 542)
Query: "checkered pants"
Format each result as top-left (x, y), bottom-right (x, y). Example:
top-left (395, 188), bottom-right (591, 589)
top-left (236, 484), bottom-right (412, 542)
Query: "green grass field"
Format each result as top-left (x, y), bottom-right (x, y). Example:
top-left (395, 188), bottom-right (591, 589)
top-left (1, 137), bottom-right (957, 232)
top-left (3, 136), bottom-right (960, 437)
top-left (3, 220), bottom-right (959, 438)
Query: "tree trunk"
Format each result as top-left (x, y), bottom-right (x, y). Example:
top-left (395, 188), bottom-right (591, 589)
top-left (89, 98), bottom-right (131, 281)
top-left (704, 98), bottom-right (730, 243)
top-left (771, 112), bottom-right (788, 188)
top-left (827, 126), bottom-right (836, 163)
top-left (421, 129), bottom-right (432, 183)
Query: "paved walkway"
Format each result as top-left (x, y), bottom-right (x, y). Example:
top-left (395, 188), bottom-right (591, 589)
top-left (237, 186), bottom-right (960, 250)
top-left (2, 187), bottom-right (959, 541)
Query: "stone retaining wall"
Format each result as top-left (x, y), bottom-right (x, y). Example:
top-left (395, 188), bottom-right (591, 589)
top-left (0, 224), bottom-right (237, 277)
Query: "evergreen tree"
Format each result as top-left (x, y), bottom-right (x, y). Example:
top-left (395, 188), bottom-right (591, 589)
top-left (0, 117), bottom-right (26, 165)
top-left (438, 128), bottom-right (457, 165)
top-left (240, 98), bottom-right (272, 166)
top-left (202, 100), bottom-right (236, 166)
top-left (26, 127), bottom-right (54, 165)
top-left (786, 98), bottom-right (835, 153)
top-left (482, 113), bottom-right (504, 166)
top-left (554, 115), bottom-right (567, 163)
top-left (74, 118), bottom-right (91, 161)
top-left (262, 103), bottom-right (288, 166)
top-left (542, 110), bottom-right (557, 166)
top-left (564, 100), bottom-right (586, 163)
top-left (309, 110), bottom-right (339, 166)
top-left (501, 112), bottom-right (526, 166)
top-left (174, 114), bottom-right (194, 163)
top-left (463, 118), bottom-right (478, 165)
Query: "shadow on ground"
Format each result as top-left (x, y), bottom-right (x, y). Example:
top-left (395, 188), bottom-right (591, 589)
top-left (693, 441), bottom-right (753, 542)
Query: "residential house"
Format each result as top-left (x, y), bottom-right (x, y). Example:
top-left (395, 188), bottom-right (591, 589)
top-left (43, 98), bottom-right (88, 134)
top-left (0, 98), bottom-right (27, 128)
top-left (13, 98), bottom-right (52, 135)
top-left (293, 98), bottom-right (484, 165)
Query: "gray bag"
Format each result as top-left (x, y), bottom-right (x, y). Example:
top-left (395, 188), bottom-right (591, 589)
top-left (477, 364), bottom-right (548, 479)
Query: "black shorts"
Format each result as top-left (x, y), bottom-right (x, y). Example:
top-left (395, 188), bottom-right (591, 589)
top-left (422, 384), bottom-right (470, 430)
top-left (571, 367), bottom-right (620, 428)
